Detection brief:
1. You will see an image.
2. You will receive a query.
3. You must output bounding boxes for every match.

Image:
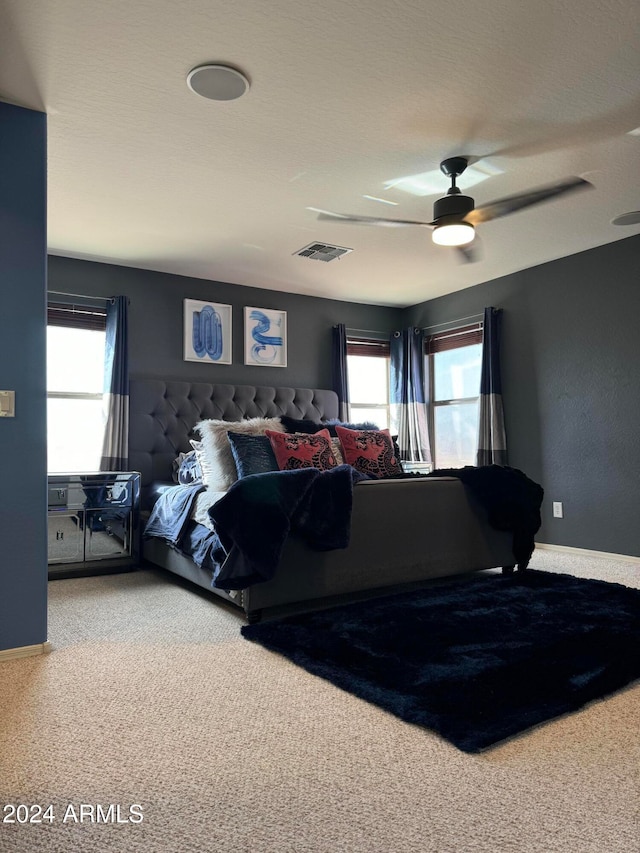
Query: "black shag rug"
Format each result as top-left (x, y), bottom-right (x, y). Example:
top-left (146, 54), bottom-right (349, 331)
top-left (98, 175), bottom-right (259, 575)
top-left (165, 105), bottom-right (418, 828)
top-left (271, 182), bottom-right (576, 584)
top-left (241, 570), bottom-right (640, 752)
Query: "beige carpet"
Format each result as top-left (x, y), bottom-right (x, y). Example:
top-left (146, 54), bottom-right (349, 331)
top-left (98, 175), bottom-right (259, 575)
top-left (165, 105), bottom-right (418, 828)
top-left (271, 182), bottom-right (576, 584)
top-left (0, 549), bottom-right (638, 853)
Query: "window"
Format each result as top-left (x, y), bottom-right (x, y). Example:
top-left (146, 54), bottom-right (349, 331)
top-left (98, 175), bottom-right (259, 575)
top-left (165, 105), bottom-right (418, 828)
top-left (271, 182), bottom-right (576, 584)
top-left (425, 323), bottom-right (483, 468)
top-left (47, 302), bottom-right (107, 473)
top-left (346, 337), bottom-right (390, 430)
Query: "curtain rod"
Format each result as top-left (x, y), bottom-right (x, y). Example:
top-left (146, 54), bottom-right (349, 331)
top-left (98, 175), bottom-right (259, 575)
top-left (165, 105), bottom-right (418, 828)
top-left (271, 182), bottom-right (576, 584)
top-left (48, 290), bottom-right (111, 302)
top-left (421, 313), bottom-right (483, 332)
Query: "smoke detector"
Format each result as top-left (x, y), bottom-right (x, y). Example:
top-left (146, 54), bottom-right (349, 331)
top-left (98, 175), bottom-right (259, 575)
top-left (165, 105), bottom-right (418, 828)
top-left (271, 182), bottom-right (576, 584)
top-left (294, 242), bottom-right (353, 262)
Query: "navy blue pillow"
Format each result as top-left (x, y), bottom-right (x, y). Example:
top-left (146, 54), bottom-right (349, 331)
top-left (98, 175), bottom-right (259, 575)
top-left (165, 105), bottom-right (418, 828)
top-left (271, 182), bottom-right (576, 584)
top-left (322, 418), bottom-right (380, 435)
top-left (228, 432), bottom-right (279, 478)
top-left (279, 416), bottom-right (324, 434)
top-left (280, 416), bottom-right (382, 436)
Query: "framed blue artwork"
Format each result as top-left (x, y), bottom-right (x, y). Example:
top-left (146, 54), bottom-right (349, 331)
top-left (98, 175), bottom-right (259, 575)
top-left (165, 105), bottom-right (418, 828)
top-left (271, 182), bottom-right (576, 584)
top-left (183, 299), bottom-right (232, 364)
top-left (244, 307), bottom-right (287, 367)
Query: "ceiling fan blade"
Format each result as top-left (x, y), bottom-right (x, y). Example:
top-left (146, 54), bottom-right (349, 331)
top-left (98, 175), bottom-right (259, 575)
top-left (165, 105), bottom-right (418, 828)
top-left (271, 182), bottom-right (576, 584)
top-left (465, 176), bottom-right (592, 225)
top-left (309, 208), bottom-right (435, 228)
top-left (455, 238), bottom-right (482, 263)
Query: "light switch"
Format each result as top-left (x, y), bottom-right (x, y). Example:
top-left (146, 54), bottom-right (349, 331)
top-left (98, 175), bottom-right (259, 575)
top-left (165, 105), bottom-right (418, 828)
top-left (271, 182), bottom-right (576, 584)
top-left (0, 391), bottom-right (16, 417)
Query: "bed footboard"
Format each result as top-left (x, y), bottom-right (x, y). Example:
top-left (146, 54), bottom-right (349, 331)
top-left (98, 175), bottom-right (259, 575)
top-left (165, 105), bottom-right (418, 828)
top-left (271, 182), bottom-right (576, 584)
top-left (240, 476), bottom-right (516, 619)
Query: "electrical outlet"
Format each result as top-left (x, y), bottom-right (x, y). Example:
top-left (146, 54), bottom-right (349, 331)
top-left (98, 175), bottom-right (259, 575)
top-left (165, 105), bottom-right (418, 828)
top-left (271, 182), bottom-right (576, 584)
top-left (552, 501), bottom-right (563, 518)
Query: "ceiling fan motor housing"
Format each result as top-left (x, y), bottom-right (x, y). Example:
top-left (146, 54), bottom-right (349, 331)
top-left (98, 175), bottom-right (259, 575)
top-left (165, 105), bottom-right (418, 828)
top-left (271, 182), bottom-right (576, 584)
top-left (433, 193), bottom-right (475, 222)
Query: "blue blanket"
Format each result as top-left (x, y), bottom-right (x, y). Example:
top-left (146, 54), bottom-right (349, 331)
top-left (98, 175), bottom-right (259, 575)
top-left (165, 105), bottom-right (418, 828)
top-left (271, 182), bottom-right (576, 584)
top-left (143, 483), bottom-right (205, 542)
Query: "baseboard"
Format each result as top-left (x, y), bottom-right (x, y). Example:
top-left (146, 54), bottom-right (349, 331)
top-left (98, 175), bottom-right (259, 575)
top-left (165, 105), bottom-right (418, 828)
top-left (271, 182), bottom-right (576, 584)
top-left (535, 542), bottom-right (640, 565)
top-left (0, 641), bottom-right (52, 662)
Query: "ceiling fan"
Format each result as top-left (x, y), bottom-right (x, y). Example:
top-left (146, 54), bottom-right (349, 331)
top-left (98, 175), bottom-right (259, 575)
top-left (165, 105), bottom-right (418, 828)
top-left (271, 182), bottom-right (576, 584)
top-left (310, 157), bottom-right (593, 262)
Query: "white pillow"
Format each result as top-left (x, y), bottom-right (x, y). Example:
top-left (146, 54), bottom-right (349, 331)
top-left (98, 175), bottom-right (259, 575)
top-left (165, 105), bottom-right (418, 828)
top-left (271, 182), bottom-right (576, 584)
top-left (189, 439), bottom-right (215, 489)
top-left (330, 437), bottom-right (344, 465)
top-left (193, 417), bottom-right (285, 491)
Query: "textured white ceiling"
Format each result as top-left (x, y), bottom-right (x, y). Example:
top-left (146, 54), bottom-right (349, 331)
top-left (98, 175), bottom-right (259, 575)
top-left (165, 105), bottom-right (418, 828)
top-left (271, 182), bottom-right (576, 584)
top-left (1, 0), bottom-right (639, 307)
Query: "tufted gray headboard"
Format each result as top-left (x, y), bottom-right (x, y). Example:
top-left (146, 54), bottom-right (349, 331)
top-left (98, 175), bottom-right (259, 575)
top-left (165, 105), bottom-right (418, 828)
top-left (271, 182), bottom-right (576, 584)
top-left (129, 378), bottom-right (339, 507)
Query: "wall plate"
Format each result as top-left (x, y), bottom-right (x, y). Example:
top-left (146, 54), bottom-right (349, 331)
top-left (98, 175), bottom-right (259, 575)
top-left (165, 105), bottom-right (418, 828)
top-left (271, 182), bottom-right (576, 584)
top-left (0, 390), bottom-right (15, 417)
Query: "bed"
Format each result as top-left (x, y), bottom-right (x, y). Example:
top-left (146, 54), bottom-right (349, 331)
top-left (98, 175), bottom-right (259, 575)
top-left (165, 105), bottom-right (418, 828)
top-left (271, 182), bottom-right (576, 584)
top-left (130, 378), bottom-right (530, 622)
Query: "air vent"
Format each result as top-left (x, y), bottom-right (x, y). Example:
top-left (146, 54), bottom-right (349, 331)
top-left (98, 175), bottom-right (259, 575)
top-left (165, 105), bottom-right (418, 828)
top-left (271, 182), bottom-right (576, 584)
top-left (294, 242), bottom-right (353, 262)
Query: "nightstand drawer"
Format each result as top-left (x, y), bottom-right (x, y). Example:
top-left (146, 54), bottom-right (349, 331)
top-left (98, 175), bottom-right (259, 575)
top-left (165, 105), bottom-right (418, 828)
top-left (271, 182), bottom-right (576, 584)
top-left (48, 512), bottom-right (84, 564)
top-left (49, 474), bottom-right (137, 510)
top-left (84, 509), bottom-right (132, 561)
top-left (48, 485), bottom-right (69, 507)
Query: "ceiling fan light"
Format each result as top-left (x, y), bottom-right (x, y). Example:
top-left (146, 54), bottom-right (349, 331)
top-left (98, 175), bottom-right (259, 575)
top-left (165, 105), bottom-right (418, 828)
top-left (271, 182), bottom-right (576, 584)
top-left (432, 222), bottom-right (475, 246)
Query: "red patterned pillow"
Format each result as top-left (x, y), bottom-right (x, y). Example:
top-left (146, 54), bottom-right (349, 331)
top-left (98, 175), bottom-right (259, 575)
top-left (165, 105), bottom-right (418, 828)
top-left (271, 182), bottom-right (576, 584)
top-left (335, 426), bottom-right (403, 478)
top-left (265, 429), bottom-right (338, 471)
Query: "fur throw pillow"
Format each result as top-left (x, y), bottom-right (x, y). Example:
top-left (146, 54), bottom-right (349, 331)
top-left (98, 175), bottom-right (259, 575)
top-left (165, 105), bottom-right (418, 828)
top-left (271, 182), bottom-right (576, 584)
top-left (194, 417), bottom-right (285, 491)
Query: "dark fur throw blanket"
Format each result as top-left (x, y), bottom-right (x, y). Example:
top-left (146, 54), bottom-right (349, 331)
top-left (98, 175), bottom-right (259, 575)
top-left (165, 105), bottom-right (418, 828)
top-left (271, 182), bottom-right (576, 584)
top-left (427, 465), bottom-right (544, 569)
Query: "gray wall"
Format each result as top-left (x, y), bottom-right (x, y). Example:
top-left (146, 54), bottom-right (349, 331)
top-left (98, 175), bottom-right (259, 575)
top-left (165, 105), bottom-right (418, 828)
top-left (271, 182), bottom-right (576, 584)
top-left (0, 102), bottom-right (48, 651)
top-left (48, 256), bottom-right (401, 390)
top-left (403, 234), bottom-right (640, 557)
top-left (48, 236), bottom-right (640, 558)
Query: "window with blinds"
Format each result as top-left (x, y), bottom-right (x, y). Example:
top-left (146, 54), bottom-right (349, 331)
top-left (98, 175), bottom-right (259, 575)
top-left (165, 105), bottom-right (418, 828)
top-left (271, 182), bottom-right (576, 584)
top-left (346, 335), bottom-right (391, 429)
top-left (47, 300), bottom-right (108, 472)
top-left (425, 322), bottom-right (483, 353)
top-left (424, 322), bottom-right (483, 468)
top-left (47, 302), bottom-right (107, 331)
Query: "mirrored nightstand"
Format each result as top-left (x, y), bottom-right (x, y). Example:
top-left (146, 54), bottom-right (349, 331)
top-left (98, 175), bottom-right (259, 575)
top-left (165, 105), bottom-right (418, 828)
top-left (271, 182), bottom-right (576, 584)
top-left (47, 471), bottom-right (141, 578)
